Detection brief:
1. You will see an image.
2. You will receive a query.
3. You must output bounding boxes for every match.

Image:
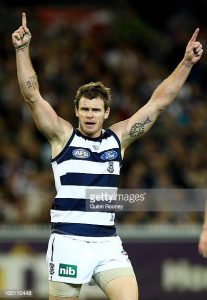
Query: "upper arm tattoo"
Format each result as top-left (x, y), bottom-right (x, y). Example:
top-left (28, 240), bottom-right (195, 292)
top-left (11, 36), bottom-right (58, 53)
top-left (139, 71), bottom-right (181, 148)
top-left (26, 75), bottom-right (39, 90)
top-left (129, 117), bottom-right (152, 137)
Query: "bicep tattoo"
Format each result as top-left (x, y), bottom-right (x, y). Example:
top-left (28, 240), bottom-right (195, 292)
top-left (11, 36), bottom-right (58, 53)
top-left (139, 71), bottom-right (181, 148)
top-left (129, 117), bottom-right (152, 137)
top-left (26, 75), bottom-right (39, 90)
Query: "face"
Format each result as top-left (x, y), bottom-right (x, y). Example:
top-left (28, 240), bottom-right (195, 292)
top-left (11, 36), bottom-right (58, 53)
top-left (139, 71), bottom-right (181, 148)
top-left (75, 97), bottom-right (110, 138)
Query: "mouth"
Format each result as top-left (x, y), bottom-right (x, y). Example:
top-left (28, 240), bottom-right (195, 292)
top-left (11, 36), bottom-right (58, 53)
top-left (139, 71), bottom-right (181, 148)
top-left (85, 122), bottom-right (96, 128)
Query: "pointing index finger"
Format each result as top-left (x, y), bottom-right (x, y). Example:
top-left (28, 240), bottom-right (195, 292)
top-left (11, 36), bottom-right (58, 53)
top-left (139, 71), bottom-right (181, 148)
top-left (189, 28), bottom-right (200, 43)
top-left (22, 12), bottom-right (27, 27)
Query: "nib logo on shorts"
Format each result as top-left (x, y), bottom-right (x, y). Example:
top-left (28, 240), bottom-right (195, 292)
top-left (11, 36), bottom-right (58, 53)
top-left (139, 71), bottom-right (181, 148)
top-left (59, 263), bottom-right (77, 278)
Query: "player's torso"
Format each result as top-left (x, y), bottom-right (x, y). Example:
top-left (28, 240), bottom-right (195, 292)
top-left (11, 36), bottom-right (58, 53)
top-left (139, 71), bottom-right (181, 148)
top-left (50, 128), bottom-right (122, 238)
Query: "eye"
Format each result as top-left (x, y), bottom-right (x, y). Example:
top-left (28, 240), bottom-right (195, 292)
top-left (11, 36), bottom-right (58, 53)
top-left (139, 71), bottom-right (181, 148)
top-left (92, 108), bottom-right (101, 112)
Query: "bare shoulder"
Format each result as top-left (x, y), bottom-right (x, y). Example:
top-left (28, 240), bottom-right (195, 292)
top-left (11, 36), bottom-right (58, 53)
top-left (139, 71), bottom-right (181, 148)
top-left (109, 120), bottom-right (127, 142)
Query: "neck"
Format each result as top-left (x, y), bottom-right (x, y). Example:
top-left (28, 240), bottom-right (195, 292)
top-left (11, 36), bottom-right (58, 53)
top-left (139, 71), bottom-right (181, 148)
top-left (77, 126), bottom-right (102, 138)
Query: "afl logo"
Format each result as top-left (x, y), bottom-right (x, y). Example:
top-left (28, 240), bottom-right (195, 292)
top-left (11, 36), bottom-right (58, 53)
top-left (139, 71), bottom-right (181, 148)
top-left (72, 148), bottom-right (90, 159)
top-left (101, 150), bottom-right (118, 160)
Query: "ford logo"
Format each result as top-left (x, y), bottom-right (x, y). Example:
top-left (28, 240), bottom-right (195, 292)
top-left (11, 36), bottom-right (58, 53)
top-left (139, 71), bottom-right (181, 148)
top-left (101, 150), bottom-right (118, 160)
top-left (72, 148), bottom-right (90, 159)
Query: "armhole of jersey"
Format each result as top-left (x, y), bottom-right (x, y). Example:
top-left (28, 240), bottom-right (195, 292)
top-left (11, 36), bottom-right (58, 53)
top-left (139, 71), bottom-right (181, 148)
top-left (51, 129), bottom-right (75, 162)
top-left (107, 128), bottom-right (123, 165)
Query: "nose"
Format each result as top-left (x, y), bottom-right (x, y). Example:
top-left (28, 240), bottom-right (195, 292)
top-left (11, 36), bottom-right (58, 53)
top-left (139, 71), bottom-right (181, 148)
top-left (87, 110), bottom-right (94, 118)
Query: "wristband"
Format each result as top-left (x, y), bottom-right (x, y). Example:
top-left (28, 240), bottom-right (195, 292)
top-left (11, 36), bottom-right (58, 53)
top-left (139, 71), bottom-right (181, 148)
top-left (15, 43), bottom-right (30, 50)
top-left (15, 31), bottom-right (32, 51)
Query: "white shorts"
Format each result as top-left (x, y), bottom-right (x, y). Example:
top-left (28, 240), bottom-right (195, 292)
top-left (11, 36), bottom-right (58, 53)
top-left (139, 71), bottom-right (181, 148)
top-left (46, 233), bottom-right (132, 284)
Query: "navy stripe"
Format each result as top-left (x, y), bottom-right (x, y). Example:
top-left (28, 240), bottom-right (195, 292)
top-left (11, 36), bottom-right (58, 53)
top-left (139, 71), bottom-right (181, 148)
top-left (51, 222), bottom-right (116, 237)
top-left (51, 236), bottom-right (55, 261)
top-left (56, 146), bottom-right (120, 164)
top-left (75, 128), bottom-right (113, 142)
top-left (60, 173), bottom-right (119, 187)
top-left (52, 198), bottom-right (87, 211)
top-left (52, 198), bottom-right (116, 212)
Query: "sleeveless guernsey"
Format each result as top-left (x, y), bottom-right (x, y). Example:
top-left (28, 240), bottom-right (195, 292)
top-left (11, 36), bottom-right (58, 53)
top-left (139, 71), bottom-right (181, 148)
top-left (50, 128), bottom-right (122, 237)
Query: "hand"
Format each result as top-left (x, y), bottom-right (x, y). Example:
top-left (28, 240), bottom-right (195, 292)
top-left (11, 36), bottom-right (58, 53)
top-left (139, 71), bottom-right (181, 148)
top-left (198, 229), bottom-right (207, 258)
top-left (184, 28), bottom-right (203, 65)
top-left (12, 12), bottom-right (31, 50)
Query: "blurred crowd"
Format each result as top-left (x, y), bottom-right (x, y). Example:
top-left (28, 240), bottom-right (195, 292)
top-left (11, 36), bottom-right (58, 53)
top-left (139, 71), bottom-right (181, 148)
top-left (0, 5), bottom-right (207, 225)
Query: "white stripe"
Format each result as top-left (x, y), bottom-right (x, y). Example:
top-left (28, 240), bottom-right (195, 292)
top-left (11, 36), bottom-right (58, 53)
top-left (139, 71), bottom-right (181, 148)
top-left (52, 160), bottom-right (120, 176)
top-left (51, 161), bottom-right (62, 191)
top-left (51, 210), bottom-right (115, 226)
top-left (56, 186), bottom-right (118, 199)
top-left (70, 135), bottom-right (119, 152)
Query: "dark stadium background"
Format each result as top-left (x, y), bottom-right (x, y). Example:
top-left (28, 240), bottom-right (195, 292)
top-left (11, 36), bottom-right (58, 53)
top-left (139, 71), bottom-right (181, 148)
top-left (0, 0), bottom-right (207, 299)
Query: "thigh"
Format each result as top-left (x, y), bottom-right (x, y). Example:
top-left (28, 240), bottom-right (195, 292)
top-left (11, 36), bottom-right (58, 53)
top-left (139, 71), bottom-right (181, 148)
top-left (49, 296), bottom-right (78, 300)
top-left (93, 267), bottom-right (136, 291)
top-left (104, 275), bottom-right (138, 300)
top-left (93, 235), bottom-right (138, 300)
top-left (49, 280), bottom-right (81, 299)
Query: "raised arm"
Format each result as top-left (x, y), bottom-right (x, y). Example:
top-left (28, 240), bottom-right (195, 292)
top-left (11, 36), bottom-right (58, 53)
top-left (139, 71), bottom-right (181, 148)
top-left (12, 13), bottom-right (72, 156)
top-left (110, 28), bottom-right (203, 151)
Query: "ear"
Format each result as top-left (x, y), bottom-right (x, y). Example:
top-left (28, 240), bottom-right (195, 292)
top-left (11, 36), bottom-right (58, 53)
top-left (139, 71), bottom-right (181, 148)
top-left (104, 108), bottom-right (110, 120)
top-left (75, 106), bottom-right (79, 118)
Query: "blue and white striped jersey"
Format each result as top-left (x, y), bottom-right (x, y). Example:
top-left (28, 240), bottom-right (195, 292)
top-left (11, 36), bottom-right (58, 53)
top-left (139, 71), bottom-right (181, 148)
top-left (50, 128), bottom-right (122, 237)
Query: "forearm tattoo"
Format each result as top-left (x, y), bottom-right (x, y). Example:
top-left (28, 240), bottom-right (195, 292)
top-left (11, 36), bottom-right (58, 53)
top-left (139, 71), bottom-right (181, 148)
top-left (26, 75), bottom-right (39, 90)
top-left (129, 117), bottom-right (152, 137)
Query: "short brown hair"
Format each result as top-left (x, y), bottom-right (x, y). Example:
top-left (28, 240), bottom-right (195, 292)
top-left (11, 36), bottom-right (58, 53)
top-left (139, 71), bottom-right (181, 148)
top-left (74, 81), bottom-right (111, 110)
